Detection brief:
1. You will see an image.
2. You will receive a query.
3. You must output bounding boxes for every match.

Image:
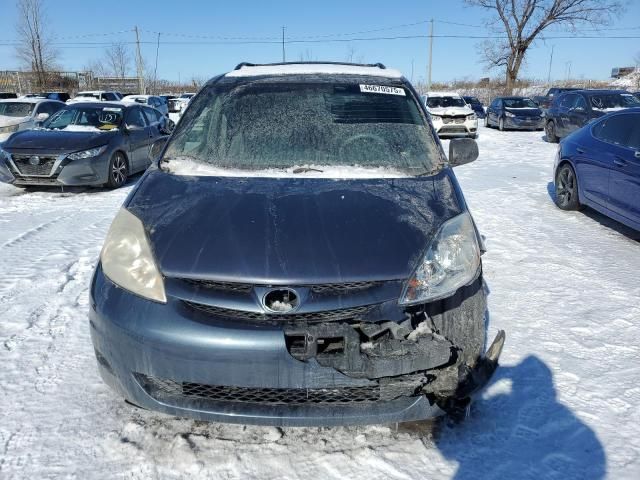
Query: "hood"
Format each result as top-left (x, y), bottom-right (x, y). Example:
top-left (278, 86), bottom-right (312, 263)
top-left (2, 128), bottom-right (117, 152)
top-left (128, 169), bottom-right (463, 284)
top-left (0, 115), bottom-right (30, 127)
top-left (505, 107), bottom-right (542, 116)
top-left (428, 106), bottom-right (473, 116)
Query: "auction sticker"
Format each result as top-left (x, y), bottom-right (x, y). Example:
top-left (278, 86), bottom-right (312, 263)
top-left (359, 84), bottom-right (405, 96)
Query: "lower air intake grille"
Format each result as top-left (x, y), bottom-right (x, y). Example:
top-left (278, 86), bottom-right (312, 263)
top-left (183, 301), bottom-right (372, 323)
top-left (137, 374), bottom-right (381, 405)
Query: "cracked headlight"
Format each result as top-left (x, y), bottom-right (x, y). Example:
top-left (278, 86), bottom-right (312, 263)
top-left (100, 208), bottom-right (166, 303)
top-left (67, 145), bottom-right (107, 160)
top-left (399, 212), bottom-right (480, 305)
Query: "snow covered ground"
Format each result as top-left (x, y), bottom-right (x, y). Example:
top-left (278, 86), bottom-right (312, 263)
top-left (1, 126), bottom-right (639, 479)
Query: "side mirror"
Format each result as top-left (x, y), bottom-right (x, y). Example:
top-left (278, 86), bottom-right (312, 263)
top-left (35, 112), bottom-right (49, 124)
top-left (449, 138), bottom-right (479, 167)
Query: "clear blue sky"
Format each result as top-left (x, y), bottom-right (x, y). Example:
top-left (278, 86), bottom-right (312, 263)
top-left (1, 0), bottom-right (639, 84)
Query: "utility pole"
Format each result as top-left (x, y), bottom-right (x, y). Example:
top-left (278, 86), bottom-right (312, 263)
top-left (282, 26), bottom-right (286, 62)
top-left (134, 26), bottom-right (145, 94)
top-left (153, 32), bottom-right (161, 94)
top-left (565, 61), bottom-right (572, 82)
top-left (547, 45), bottom-right (554, 86)
top-left (427, 19), bottom-right (434, 92)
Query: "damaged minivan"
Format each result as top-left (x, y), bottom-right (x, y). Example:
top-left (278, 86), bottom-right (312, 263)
top-left (90, 62), bottom-right (505, 426)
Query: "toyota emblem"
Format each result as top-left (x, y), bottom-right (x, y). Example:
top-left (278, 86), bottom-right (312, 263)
top-left (262, 288), bottom-right (300, 313)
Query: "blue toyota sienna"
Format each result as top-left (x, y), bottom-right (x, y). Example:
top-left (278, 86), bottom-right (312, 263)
top-left (90, 62), bottom-right (505, 426)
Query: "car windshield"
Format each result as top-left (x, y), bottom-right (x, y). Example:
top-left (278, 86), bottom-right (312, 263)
top-left (163, 78), bottom-right (439, 175)
top-left (427, 96), bottom-right (466, 108)
top-left (589, 93), bottom-right (640, 111)
top-left (0, 102), bottom-right (35, 117)
top-left (503, 98), bottom-right (537, 108)
top-left (465, 97), bottom-right (480, 104)
top-left (180, 94), bottom-right (194, 99)
top-left (43, 106), bottom-right (123, 131)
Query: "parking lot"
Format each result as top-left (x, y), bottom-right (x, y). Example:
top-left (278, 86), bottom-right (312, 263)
top-left (1, 125), bottom-right (638, 479)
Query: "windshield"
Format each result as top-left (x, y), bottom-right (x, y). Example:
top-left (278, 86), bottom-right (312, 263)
top-left (503, 98), bottom-right (538, 108)
top-left (180, 94), bottom-right (194, 99)
top-left (427, 96), bottom-right (466, 108)
top-left (0, 102), bottom-right (35, 117)
top-left (163, 79), bottom-right (439, 175)
top-left (43, 106), bottom-right (123, 131)
top-left (589, 93), bottom-right (640, 111)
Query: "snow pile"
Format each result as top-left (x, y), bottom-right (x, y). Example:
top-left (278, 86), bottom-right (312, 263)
top-left (165, 158), bottom-right (413, 178)
top-left (610, 69), bottom-right (640, 89)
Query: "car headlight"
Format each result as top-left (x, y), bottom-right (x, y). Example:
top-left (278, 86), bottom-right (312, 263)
top-left (466, 113), bottom-right (477, 121)
top-left (399, 212), bottom-right (480, 305)
top-left (100, 208), bottom-right (166, 303)
top-left (67, 145), bottom-right (108, 160)
top-left (505, 111), bottom-right (515, 118)
top-left (0, 124), bottom-right (20, 134)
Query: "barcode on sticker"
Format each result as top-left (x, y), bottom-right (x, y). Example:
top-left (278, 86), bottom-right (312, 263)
top-left (359, 84), bottom-right (406, 96)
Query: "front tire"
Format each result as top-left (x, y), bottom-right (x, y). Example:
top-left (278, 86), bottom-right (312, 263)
top-left (555, 164), bottom-right (581, 210)
top-left (498, 117), bottom-right (505, 131)
top-left (546, 121), bottom-right (559, 143)
top-left (105, 152), bottom-right (128, 189)
top-left (484, 116), bottom-right (489, 128)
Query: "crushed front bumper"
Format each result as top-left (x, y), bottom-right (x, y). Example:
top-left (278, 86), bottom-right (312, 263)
top-left (90, 265), bottom-right (504, 426)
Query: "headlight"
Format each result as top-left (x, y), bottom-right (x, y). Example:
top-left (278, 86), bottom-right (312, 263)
top-left (430, 113), bottom-right (442, 119)
top-left (100, 208), bottom-right (166, 303)
top-left (505, 111), bottom-right (515, 118)
top-left (0, 124), bottom-right (20, 134)
top-left (67, 145), bottom-right (107, 160)
top-left (399, 212), bottom-right (480, 305)
top-left (466, 113), bottom-right (477, 121)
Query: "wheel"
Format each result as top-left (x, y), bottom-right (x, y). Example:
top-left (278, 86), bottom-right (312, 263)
top-left (555, 163), bottom-right (581, 210)
top-left (545, 120), bottom-right (559, 143)
top-left (105, 152), bottom-right (128, 189)
top-left (498, 117), bottom-right (505, 131)
top-left (484, 116), bottom-right (489, 128)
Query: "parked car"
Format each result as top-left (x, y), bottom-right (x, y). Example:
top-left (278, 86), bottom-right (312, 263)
top-left (485, 96), bottom-right (545, 131)
top-left (122, 95), bottom-right (169, 117)
top-left (0, 92), bottom-right (19, 99)
top-left (0, 102), bottom-right (169, 188)
top-left (534, 87), bottom-right (582, 110)
top-left (0, 98), bottom-right (65, 142)
top-left (423, 91), bottom-right (478, 138)
top-left (462, 95), bottom-right (485, 119)
top-left (168, 92), bottom-right (196, 114)
top-left (545, 89), bottom-right (640, 143)
top-left (554, 108), bottom-right (640, 231)
top-left (22, 92), bottom-right (71, 102)
top-left (87, 61), bottom-right (505, 427)
top-left (67, 91), bottom-right (121, 104)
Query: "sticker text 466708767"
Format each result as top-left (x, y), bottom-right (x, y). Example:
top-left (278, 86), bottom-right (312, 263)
top-left (359, 84), bottom-right (406, 96)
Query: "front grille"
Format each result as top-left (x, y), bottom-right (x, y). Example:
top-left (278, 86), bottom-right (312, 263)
top-left (182, 279), bottom-right (382, 295)
top-left (11, 154), bottom-right (57, 176)
top-left (137, 374), bottom-right (381, 405)
top-left (184, 301), bottom-right (373, 323)
top-left (442, 116), bottom-right (466, 124)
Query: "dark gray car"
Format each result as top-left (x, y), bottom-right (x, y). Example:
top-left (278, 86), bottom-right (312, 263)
top-left (0, 102), bottom-right (169, 188)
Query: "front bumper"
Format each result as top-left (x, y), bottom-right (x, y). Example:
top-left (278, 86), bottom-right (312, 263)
top-left (90, 265), bottom-right (503, 426)
top-left (432, 117), bottom-right (478, 137)
top-left (3, 151), bottom-right (111, 186)
top-left (504, 116), bottom-right (544, 130)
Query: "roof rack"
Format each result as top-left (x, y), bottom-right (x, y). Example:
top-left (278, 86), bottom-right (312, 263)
top-left (233, 61), bottom-right (386, 71)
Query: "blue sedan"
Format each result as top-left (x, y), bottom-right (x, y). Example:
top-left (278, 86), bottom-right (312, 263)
top-left (554, 108), bottom-right (640, 231)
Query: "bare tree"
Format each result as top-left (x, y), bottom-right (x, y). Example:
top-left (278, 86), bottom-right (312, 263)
top-left (15, 0), bottom-right (59, 88)
top-left (344, 43), bottom-right (364, 64)
top-left (104, 42), bottom-right (131, 90)
top-left (467, 0), bottom-right (623, 93)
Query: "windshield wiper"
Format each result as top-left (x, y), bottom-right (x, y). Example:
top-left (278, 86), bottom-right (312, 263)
top-left (292, 167), bottom-right (324, 174)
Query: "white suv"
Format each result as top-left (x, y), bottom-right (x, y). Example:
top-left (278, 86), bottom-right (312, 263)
top-left (423, 92), bottom-right (478, 138)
